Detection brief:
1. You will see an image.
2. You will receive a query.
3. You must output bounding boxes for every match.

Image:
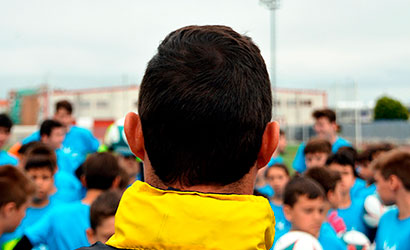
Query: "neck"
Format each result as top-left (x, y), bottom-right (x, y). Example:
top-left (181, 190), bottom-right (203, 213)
top-left (144, 160), bottom-right (258, 195)
top-left (339, 192), bottom-right (351, 209)
top-left (270, 195), bottom-right (283, 206)
top-left (82, 189), bottom-right (104, 205)
top-left (396, 190), bottom-right (410, 220)
top-left (31, 198), bottom-right (49, 208)
top-left (330, 134), bottom-right (338, 144)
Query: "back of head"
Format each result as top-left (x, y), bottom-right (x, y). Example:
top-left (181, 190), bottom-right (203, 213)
top-left (0, 165), bottom-right (35, 208)
top-left (373, 149), bottom-right (410, 191)
top-left (312, 109), bottom-right (336, 123)
top-left (40, 119), bottom-right (64, 137)
top-left (90, 190), bottom-right (122, 230)
top-left (305, 167), bottom-right (341, 196)
top-left (304, 138), bottom-right (332, 155)
top-left (139, 25), bottom-right (272, 186)
top-left (0, 113), bottom-right (13, 131)
top-left (283, 176), bottom-right (325, 207)
top-left (83, 152), bottom-right (120, 190)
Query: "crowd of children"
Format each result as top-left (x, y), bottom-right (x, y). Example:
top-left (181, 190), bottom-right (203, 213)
top-left (1, 100), bottom-right (410, 250)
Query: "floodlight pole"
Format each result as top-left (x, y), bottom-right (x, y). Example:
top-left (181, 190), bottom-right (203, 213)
top-left (260, 0), bottom-right (280, 120)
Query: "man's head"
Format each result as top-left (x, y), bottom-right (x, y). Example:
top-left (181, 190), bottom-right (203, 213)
top-left (82, 152), bottom-right (121, 191)
top-left (265, 164), bottom-right (290, 198)
top-left (87, 190), bottom-right (122, 244)
top-left (0, 113), bottom-right (13, 149)
top-left (24, 143), bottom-right (57, 204)
top-left (40, 119), bottom-right (65, 150)
top-left (326, 150), bottom-right (357, 196)
top-left (373, 149), bottom-right (410, 206)
top-left (53, 100), bottom-right (73, 128)
top-left (312, 109), bottom-right (338, 141)
top-left (0, 165), bottom-right (35, 235)
top-left (304, 138), bottom-right (332, 169)
top-left (283, 176), bottom-right (326, 238)
top-left (125, 25), bottom-right (279, 190)
top-left (305, 167), bottom-right (342, 209)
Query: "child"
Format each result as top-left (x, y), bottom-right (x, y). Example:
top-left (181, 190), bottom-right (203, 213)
top-left (282, 176), bottom-right (327, 240)
top-left (13, 152), bottom-right (121, 250)
top-left (304, 137), bottom-right (332, 170)
top-left (0, 166), bottom-right (35, 238)
top-left (86, 190), bottom-right (122, 245)
top-left (326, 150), bottom-right (371, 238)
top-left (267, 130), bottom-right (287, 167)
top-left (265, 164), bottom-right (291, 244)
top-left (0, 114), bottom-right (18, 166)
top-left (305, 167), bottom-right (347, 249)
top-left (373, 149), bottom-right (410, 250)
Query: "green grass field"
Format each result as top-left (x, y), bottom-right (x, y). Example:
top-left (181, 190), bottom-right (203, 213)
top-left (281, 144), bottom-right (299, 176)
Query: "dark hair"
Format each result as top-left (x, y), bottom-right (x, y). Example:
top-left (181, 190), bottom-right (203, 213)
top-left (18, 141), bottom-right (43, 155)
top-left (56, 100), bottom-right (73, 114)
top-left (138, 25), bottom-right (272, 186)
top-left (368, 143), bottom-right (395, 161)
top-left (0, 113), bottom-right (13, 132)
top-left (83, 152), bottom-right (120, 190)
top-left (312, 109), bottom-right (336, 123)
top-left (265, 163), bottom-right (290, 178)
top-left (373, 149), bottom-right (410, 191)
top-left (24, 142), bottom-right (57, 173)
top-left (305, 167), bottom-right (341, 197)
top-left (279, 129), bottom-right (285, 136)
top-left (326, 149), bottom-right (358, 177)
top-left (40, 119), bottom-right (64, 137)
top-left (0, 165), bottom-right (35, 208)
top-left (283, 176), bottom-right (325, 207)
top-left (304, 138), bottom-right (332, 155)
top-left (90, 190), bottom-right (122, 230)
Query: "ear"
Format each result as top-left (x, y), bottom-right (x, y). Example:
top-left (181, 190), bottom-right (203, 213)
top-left (256, 121), bottom-right (280, 169)
top-left (283, 204), bottom-right (293, 222)
top-left (1, 202), bottom-right (17, 218)
top-left (389, 175), bottom-right (401, 191)
top-left (86, 228), bottom-right (96, 245)
top-left (80, 175), bottom-right (87, 188)
top-left (124, 112), bottom-right (145, 160)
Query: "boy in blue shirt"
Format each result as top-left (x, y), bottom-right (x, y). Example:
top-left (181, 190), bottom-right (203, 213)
top-left (293, 109), bottom-right (351, 174)
top-left (265, 163), bottom-right (291, 245)
top-left (305, 167), bottom-right (347, 249)
top-left (374, 149), bottom-right (410, 250)
top-left (13, 152), bottom-right (121, 250)
top-left (22, 100), bottom-right (99, 167)
top-left (0, 114), bottom-right (18, 166)
top-left (304, 137), bottom-right (332, 170)
top-left (326, 150), bottom-right (371, 238)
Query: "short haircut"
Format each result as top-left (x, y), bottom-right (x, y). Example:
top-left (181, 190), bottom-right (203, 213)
top-left (373, 149), bottom-right (410, 191)
top-left (18, 141), bottom-right (43, 155)
top-left (83, 152), bottom-right (120, 190)
top-left (0, 165), bottom-right (35, 208)
top-left (138, 25), bottom-right (272, 186)
top-left (326, 149), bottom-right (358, 177)
top-left (279, 129), bottom-right (285, 136)
top-left (56, 100), bottom-right (73, 114)
top-left (90, 190), bottom-right (122, 230)
top-left (305, 167), bottom-right (341, 196)
top-left (0, 113), bottom-right (13, 132)
top-left (312, 109), bottom-right (336, 123)
top-left (40, 119), bottom-right (64, 137)
top-left (304, 138), bottom-right (332, 155)
top-left (368, 143), bottom-right (395, 161)
top-left (24, 143), bottom-right (57, 173)
top-left (265, 163), bottom-right (290, 178)
top-left (283, 176), bottom-right (325, 207)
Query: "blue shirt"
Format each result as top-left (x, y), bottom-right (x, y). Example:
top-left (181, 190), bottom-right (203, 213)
top-left (292, 137), bottom-right (351, 173)
top-left (53, 171), bottom-right (84, 202)
top-left (337, 197), bottom-right (370, 238)
top-left (350, 178), bottom-right (367, 199)
top-left (269, 201), bottom-right (291, 247)
top-left (376, 208), bottom-right (410, 250)
top-left (0, 150), bottom-right (18, 166)
top-left (256, 184), bottom-right (274, 198)
top-left (22, 125), bottom-right (99, 166)
top-left (25, 201), bottom-right (90, 250)
top-left (267, 156), bottom-right (284, 167)
top-left (318, 222), bottom-right (346, 250)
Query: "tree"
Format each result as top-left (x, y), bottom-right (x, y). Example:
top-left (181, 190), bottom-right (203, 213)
top-left (374, 96), bottom-right (409, 120)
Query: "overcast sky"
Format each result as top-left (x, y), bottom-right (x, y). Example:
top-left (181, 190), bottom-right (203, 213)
top-left (1, 0), bottom-right (410, 106)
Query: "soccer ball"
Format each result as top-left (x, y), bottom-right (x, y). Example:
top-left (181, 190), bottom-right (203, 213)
top-left (273, 231), bottom-right (323, 250)
top-left (342, 230), bottom-right (371, 250)
top-left (363, 194), bottom-right (384, 228)
top-left (104, 118), bottom-right (133, 156)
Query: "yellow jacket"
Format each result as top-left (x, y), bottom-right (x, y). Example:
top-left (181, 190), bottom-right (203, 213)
top-left (107, 181), bottom-right (275, 250)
